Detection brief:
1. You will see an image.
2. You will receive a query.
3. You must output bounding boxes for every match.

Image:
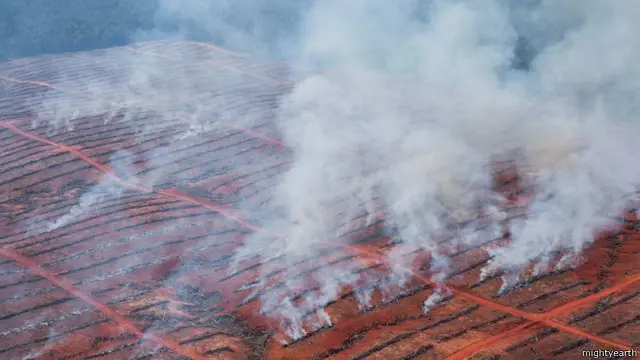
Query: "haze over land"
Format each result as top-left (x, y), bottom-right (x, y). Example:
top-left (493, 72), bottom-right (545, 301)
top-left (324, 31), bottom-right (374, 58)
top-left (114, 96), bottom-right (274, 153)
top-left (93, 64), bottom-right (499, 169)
top-left (7, 0), bottom-right (639, 341)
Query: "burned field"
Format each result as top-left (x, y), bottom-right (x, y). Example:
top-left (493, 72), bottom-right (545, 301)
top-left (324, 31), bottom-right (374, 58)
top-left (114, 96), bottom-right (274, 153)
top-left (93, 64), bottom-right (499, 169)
top-left (0, 41), bottom-right (639, 360)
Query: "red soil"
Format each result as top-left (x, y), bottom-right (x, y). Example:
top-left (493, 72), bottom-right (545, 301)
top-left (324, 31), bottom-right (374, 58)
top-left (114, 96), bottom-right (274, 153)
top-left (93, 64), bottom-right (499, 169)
top-left (0, 41), bottom-right (638, 360)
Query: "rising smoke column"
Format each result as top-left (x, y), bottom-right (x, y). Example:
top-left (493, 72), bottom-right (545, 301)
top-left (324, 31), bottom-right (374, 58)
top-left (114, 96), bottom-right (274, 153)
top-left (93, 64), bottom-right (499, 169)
top-left (233, 0), bottom-right (640, 340)
top-left (28, 0), bottom-right (640, 342)
top-left (482, 1), bottom-right (640, 287)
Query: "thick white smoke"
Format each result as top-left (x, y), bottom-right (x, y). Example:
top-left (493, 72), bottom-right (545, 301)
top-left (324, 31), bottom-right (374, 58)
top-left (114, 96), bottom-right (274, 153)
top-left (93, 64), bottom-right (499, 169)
top-left (232, 0), bottom-right (640, 340)
top-left (24, 0), bottom-right (639, 343)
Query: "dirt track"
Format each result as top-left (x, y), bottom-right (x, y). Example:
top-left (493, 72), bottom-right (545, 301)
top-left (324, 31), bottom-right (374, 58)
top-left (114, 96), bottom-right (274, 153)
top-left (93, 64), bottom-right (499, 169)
top-left (0, 41), bottom-right (638, 360)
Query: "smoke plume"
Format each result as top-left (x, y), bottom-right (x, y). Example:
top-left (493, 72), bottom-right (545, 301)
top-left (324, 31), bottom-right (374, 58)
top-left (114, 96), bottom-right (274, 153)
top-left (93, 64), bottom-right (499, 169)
top-left (24, 0), bottom-right (639, 343)
top-left (231, 0), bottom-right (640, 339)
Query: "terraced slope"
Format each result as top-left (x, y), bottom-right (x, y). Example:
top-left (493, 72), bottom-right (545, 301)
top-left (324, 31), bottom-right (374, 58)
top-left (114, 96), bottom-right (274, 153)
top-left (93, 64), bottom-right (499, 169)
top-left (0, 41), bottom-right (638, 360)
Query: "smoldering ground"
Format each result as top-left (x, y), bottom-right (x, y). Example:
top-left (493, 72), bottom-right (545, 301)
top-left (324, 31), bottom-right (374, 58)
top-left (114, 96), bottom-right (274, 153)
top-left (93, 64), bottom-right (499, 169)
top-left (231, 0), bottom-right (640, 339)
top-left (23, 0), bottom-right (640, 343)
top-left (226, 0), bottom-right (640, 339)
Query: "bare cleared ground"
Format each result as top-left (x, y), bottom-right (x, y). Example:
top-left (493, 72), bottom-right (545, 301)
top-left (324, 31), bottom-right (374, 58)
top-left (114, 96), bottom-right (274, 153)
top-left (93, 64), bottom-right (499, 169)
top-left (0, 41), bottom-right (638, 360)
